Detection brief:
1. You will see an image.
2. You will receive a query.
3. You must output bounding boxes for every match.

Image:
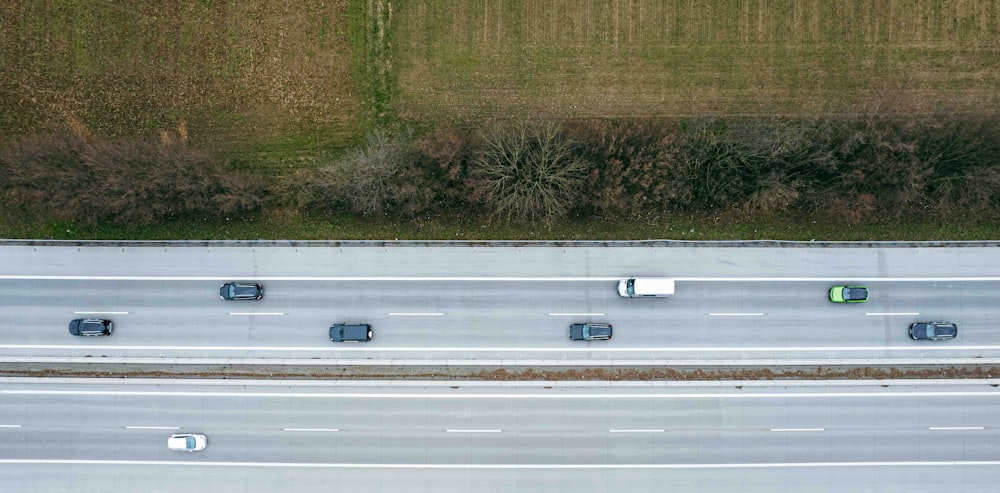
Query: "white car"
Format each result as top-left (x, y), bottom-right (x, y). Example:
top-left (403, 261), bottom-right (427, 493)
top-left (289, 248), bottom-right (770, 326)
top-left (167, 433), bottom-right (207, 452)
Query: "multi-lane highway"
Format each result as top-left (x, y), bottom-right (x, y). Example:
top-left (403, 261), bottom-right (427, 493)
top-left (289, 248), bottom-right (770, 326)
top-left (1, 377), bottom-right (999, 492)
top-left (2, 244), bottom-right (999, 365)
top-left (2, 242), bottom-right (1000, 491)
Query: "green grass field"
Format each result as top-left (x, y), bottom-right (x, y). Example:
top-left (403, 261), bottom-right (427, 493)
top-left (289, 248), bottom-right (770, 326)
top-left (394, 0), bottom-right (1000, 124)
top-left (2, 0), bottom-right (1000, 240)
top-left (4, 1), bottom-right (998, 153)
top-left (0, 0), bottom-right (364, 167)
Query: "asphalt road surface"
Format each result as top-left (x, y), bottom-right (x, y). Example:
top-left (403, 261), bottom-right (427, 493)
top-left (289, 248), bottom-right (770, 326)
top-left (2, 245), bottom-right (999, 364)
top-left (1, 377), bottom-right (998, 492)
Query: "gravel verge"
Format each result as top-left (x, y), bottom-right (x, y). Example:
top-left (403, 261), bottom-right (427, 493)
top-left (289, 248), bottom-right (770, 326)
top-left (2, 364), bottom-right (999, 381)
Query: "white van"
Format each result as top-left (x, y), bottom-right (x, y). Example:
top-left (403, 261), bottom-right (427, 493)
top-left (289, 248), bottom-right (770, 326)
top-left (617, 277), bottom-right (675, 298)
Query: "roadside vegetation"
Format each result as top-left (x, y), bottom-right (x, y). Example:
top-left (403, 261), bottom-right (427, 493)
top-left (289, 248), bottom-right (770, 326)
top-left (2, 0), bottom-right (999, 240)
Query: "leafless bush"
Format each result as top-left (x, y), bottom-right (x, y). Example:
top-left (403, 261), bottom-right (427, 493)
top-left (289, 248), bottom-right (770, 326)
top-left (675, 119), bottom-right (771, 210)
top-left (413, 127), bottom-right (473, 209)
top-left (470, 121), bottom-right (589, 222)
top-left (571, 120), bottom-right (686, 218)
top-left (306, 130), bottom-right (440, 217)
top-left (0, 133), bottom-right (267, 226)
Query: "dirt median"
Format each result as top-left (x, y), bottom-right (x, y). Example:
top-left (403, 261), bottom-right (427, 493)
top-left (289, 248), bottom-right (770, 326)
top-left (3, 364), bottom-right (998, 381)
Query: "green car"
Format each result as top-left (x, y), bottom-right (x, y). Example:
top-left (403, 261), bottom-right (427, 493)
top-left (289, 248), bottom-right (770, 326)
top-left (829, 286), bottom-right (869, 303)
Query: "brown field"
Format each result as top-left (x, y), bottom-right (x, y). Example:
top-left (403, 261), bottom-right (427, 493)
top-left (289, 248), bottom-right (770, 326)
top-left (0, 1), bottom-right (362, 157)
top-left (394, 0), bottom-right (1000, 123)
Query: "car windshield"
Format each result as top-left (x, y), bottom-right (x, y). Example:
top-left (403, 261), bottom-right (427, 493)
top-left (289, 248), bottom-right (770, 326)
top-left (227, 285), bottom-right (236, 297)
top-left (185, 437), bottom-right (195, 448)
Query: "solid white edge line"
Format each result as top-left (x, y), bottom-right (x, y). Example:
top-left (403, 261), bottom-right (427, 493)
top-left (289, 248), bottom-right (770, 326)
top-left (928, 427), bottom-right (985, 431)
top-left (770, 428), bottom-right (825, 432)
top-left (4, 390), bottom-right (1000, 399)
top-left (125, 426), bottom-right (180, 430)
top-left (4, 357), bottom-right (1000, 366)
top-left (548, 313), bottom-right (605, 316)
top-left (865, 313), bottom-right (920, 316)
top-left (388, 313), bottom-right (444, 316)
top-left (609, 429), bottom-right (665, 433)
top-left (708, 313), bottom-right (764, 316)
top-left (73, 311), bottom-right (129, 315)
top-left (446, 429), bottom-right (502, 433)
top-left (1, 459), bottom-right (999, 468)
top-left (228, 312), bottom-right (285, 316)
top-left (0, 425), bottom-right (21, 428)
top-left (283, 428), bottom-right (339, 432)
top-left (7, 275), bottom-right (1000, 282)
top-left (4, 376), bottom-right (1000, 387)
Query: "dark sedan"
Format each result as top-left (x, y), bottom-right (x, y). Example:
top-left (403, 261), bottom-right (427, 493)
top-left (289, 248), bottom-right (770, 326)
top-left (68, 318), bottom-right (113, 336)
top-left (909, 322), bottom-right (957, 341)
top-left (220, 282), bottom-right (263, 300)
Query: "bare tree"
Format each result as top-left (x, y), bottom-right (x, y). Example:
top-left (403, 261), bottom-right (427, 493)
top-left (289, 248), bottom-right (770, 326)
top-left (471, 121), bottom-right (589, 222)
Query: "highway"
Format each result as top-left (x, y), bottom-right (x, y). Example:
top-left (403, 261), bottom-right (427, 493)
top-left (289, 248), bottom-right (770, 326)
top-left (1, 244), bottom-right (1000, 364)
top-left (1, 377), bottom-right (999, 492)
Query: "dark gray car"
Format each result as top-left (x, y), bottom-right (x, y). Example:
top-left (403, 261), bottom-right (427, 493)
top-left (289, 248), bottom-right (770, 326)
top-left (68, 318), bottom-right (113, 336)
top-left (329, 323), bottom-right (373, 342)
top-left (909, 322), bottom-right (957, 341)
top-left (569, 323), bottom-right (612, 341)
top-left (220, 282), bottom-right (263, 300)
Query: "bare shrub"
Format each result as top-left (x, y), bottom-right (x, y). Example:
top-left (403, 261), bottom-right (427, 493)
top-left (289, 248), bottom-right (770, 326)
top-left (571, 120), bottom-right (686, 218)
top-left (0, 133), bottom-right (267, 226)
top-left (675, 119), bottom-right (770, 210)
top-left (413, 127), bottom-right (473, 209)
top-left (743, 171), bottom-right (802, 215)
top-left (470, 121), bottom-right (589, 222)
top-left (340, 131), bottom-right (411, 215)
top-left (306, 130), bottom-right (441, 217)
top-left (920, 117), bottom-right (1000, 211)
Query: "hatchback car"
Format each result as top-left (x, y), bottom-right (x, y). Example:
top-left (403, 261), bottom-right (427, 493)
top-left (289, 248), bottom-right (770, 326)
top-left (829, 286), bottom-right (869, 303)
top-left (909, 322), bottom-right (958, 341)
top-left (219, 282), bottom-right (263, 300)
top-left (167, 433), bottom-right (207, 452)
top-left (569, 323), bottom-right (613, 341)
top-left (68, 318), bottom-right (113, 336)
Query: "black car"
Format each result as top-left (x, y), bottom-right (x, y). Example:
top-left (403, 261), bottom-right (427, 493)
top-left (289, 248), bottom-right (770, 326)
top-left (329, 323), bottom-right (373, 342)
top-left (909, 322), bottom-right (958, 341)
top-left (220, 282), bottom-right (263, 300)
top-left (68, 318), bottom-right (113, 336)
top-left (569, 323), bottom-right (613, 341)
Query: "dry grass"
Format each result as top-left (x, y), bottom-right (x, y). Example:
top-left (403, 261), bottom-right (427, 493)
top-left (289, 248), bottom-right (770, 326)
top-left (0, 1), bottom-right (362, 159)
top-left (394, 0), bottom-right (1000, 123)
